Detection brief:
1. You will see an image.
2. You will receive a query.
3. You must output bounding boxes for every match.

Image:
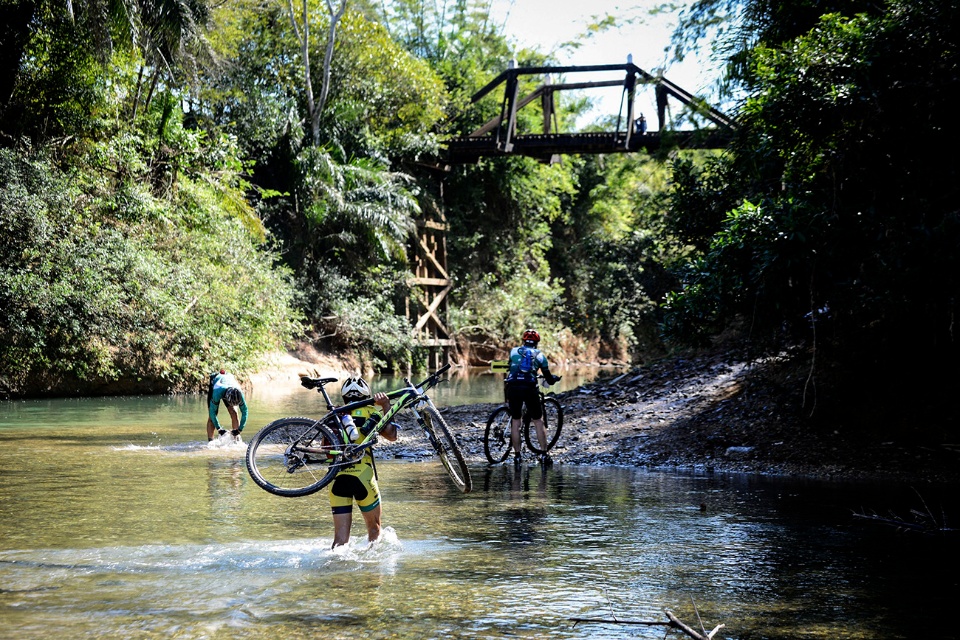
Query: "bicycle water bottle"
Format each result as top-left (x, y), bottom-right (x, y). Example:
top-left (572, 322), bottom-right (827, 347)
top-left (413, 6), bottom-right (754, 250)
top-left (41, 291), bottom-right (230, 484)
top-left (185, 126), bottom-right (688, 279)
top-left (340, 414), bottom-right (359, 442)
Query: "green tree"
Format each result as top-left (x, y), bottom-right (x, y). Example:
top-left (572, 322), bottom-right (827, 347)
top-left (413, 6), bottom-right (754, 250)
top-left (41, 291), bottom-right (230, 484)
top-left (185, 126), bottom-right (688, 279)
top-left (200, 3), bottom-right (449, 368)
top-left (0, 143), bottom-right (300, 397)
top-left (665, 0), bottom-right (960, 420)
top-left (322, 9), bottom-right (448, 158)
top-left (550, 151), bottom-right (684, 359)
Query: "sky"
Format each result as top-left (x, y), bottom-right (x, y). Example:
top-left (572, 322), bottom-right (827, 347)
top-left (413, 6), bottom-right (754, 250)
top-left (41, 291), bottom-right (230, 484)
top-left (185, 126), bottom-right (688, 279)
top-left (484, 0), bottom-right (725, 127)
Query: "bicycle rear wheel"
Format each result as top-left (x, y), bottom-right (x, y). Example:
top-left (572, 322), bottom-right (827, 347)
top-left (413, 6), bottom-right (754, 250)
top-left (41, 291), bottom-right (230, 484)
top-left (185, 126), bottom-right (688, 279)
top-left (245, 416), bottom-right (344, 497)
top-left (525, 397), bottom-right (563, 454)
top-left (483, 406), bottom-right (513, 464)
top-left (421, 406), bottom-right (473, 493)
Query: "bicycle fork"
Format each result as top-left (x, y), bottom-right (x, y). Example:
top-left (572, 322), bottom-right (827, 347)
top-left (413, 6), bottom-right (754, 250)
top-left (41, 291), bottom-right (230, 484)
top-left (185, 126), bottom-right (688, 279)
top-left (410, 400), bottom-right (442, 454)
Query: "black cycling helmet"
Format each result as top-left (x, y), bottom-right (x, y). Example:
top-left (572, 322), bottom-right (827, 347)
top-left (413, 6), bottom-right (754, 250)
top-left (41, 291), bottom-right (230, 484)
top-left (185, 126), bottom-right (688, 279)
top-left (522, 328), bottom-right (541, 345)
top-left (223, 387), bottom-right (242, 406)
top-left (341, 376), bottom-right (372, 402)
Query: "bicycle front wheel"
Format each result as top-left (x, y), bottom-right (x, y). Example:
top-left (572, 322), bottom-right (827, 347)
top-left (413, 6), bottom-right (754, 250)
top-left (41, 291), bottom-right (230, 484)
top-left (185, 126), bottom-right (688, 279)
top-left (483, 406), bottom-right (513, 464)
top-left (245, 416), bottom-right (344, 497)
top-left (421, 406), bottom-right (473, 493)
top-left (525, 397), bottom-right (563, 454)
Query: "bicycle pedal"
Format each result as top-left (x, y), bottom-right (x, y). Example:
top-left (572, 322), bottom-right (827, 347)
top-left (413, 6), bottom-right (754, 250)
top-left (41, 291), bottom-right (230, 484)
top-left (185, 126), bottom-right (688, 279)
top-left (340, 446), bottom-right (365, 464)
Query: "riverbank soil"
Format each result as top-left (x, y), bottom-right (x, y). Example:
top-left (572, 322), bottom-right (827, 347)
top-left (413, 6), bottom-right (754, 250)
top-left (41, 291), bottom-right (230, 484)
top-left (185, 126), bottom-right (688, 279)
top-left (403, 347), bottom-right (960, 485)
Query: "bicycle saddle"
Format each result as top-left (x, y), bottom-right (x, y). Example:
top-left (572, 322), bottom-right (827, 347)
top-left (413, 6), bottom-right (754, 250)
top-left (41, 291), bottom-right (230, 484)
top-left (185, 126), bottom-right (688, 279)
top-left (299, 375), bottom-right (338, 389)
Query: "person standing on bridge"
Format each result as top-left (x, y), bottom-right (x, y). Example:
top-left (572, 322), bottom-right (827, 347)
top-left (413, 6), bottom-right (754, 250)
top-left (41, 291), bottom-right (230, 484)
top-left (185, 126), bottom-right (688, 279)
top-left (634, 113), bottom-right (647, 134)
top-left (504, 329), bottom-right (561, 467)
top-left (206, 369), bottom-right (248, 442)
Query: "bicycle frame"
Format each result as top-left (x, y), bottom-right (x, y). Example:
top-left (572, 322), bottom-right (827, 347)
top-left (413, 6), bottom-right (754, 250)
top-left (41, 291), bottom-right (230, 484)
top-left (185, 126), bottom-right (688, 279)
top-left (309, 365), bottom-right (450, 463)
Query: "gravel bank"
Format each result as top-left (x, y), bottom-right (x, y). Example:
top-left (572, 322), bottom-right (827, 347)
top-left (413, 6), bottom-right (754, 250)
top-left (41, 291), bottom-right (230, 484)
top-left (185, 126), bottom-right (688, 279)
top-left (378, 349), bottom-right (960, 486)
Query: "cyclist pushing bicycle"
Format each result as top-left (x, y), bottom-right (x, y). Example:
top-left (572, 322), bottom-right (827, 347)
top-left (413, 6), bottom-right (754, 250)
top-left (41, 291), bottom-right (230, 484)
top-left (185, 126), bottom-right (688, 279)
top-left (504, 329), bottom-right (561, 467)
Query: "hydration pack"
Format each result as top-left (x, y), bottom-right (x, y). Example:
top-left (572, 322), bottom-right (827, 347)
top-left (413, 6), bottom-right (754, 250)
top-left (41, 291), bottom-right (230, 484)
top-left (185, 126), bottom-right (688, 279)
top-left (515, 346), bottom-right (537, 381)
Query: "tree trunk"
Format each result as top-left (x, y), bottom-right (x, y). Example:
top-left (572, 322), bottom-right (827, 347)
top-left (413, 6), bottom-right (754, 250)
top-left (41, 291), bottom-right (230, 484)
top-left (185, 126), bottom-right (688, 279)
top-left (315, 0), bottom-right (348, 135)
top-left (287, 0), bottom-right (347, 147)
top-left (0, 1), bottom-right (37, 110)
top-left (131, 64), bottom-right (146, 122)
top-left (287, 0), bottom-right (318, 146)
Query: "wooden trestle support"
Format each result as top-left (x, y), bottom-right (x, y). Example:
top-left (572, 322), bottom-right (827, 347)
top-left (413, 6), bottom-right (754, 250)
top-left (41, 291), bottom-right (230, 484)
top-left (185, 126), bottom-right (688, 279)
top-left (407, 201), bottom-right (453, 369)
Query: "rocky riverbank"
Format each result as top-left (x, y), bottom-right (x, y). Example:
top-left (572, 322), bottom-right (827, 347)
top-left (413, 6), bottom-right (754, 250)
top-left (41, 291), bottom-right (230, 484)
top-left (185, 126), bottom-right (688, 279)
top-left (377, 348), bottom-right (960, 485)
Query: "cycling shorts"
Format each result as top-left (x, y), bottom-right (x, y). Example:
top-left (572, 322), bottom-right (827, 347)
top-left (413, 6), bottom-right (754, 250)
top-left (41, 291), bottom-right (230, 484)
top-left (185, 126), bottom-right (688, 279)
top-left (506, 384), bottom-right (542, 420)
top-left (329, 456), bottom-right (380, 514)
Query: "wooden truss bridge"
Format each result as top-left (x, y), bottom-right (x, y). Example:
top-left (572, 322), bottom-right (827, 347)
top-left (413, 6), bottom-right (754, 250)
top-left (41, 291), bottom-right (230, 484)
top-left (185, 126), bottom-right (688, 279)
top-left (408, 61), bottom-right (736, 365)
top-left (444, 60), bottom-right (736, 164)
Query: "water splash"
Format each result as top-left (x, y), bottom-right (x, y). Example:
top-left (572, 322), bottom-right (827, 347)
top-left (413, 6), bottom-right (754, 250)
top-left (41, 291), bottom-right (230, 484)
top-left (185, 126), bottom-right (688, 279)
top-left (328, 526), bottom-right (403, 564)
top-left (206, 433), bottom-right (245, 450)
top-left (111, 432), bottom-right (246, 454)
top-left (0, 533), bottom-right (405, 578)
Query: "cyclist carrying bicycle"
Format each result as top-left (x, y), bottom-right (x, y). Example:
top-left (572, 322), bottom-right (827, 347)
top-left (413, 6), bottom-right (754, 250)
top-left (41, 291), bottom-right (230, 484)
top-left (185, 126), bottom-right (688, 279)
top-left (321, 375), bottom-right (398, 548)
top-left (504, 329), bottom-right (561, 467)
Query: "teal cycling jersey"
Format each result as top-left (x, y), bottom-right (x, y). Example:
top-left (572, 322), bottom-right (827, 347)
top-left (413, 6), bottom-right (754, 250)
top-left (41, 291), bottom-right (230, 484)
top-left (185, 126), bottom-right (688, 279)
top-left (504, 345), bottom-right (555, 386)
top-left (208, 372), bottom-right (248, 431)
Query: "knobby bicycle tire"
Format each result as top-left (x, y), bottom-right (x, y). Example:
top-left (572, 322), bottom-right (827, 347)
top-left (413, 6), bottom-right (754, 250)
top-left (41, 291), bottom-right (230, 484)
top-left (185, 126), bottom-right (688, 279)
top-left (484, 406), bottom-right (513, 464)
top-left (421, 406), bottom-right (473, 493)
top-left (525, 396), bottom-right (563, 454)
top-left (245, 416), bottom-right (345, 497)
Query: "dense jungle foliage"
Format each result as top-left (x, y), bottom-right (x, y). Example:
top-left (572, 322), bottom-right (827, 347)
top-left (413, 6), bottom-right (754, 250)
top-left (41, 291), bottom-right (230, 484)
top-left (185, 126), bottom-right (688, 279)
top-left (1, 0), bottom-right (958, 424)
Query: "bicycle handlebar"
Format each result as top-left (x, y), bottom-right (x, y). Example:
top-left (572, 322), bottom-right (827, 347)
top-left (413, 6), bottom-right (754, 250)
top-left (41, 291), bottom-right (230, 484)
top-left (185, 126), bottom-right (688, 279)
top-left (334, 364), bottom-right (452, 408)
top-left (386, 363), bottom-right (451, 400)
top-left (423, 363), bottom-right (452, 386)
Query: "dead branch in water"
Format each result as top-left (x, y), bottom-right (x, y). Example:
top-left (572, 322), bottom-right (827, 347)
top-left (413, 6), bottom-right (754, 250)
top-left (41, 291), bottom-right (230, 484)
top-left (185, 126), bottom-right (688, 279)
top-left (852, 489), bottom-right (957, 534)
top-left (570, 610), bottom-right (725, 640)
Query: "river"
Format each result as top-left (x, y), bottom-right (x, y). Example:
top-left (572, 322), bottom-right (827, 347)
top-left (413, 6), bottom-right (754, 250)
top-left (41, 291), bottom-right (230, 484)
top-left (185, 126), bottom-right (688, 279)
top-left (0, 373), bottom-right (956, 639)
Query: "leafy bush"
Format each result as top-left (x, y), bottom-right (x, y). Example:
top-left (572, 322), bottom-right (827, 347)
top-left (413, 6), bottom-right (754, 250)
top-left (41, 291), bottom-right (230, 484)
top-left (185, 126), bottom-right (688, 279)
top-left (298, 261), bottom-right (415, 371)
top-left (0, 145), bottom-right (300, 397)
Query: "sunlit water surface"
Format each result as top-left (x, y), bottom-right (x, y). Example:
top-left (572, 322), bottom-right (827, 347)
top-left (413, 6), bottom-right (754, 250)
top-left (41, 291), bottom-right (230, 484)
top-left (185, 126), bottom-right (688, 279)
top-left (1, 391), bottom-right (957, 639)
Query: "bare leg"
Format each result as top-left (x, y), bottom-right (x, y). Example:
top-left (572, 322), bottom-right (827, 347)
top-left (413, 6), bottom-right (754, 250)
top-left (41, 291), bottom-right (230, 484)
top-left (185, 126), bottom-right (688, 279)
top-left (359, 504), bottom-right (383, 543)
top-left (511, 418), bottom-right (522, 456)
top-left (332, 512), bottom-right (352, 548)
top-left (532, 417), bottom-right (548, 451)
top-left (206, 418), bottom-right (216, 440)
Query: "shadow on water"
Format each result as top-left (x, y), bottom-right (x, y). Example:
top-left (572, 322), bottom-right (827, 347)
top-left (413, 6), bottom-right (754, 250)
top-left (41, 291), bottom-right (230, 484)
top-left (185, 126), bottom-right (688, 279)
top-left (1, 394), bottom-right (958, 639)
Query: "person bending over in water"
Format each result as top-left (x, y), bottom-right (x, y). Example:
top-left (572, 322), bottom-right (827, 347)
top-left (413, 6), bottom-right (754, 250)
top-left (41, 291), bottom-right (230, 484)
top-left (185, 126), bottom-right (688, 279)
top-left (206, 370), bottom-right (248, 441)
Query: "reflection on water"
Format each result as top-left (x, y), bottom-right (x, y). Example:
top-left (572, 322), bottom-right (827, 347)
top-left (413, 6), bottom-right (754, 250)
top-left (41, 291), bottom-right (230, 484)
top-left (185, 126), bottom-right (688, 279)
top-left (1, 395), bottom-right (958, 639)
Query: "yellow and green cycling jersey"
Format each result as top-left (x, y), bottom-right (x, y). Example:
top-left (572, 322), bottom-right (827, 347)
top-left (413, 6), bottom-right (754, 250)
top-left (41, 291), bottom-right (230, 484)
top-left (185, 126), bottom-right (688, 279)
top-left (339, 405), bottom-right (382, 468)
top-left (329, 405), bottom-right (383, 513)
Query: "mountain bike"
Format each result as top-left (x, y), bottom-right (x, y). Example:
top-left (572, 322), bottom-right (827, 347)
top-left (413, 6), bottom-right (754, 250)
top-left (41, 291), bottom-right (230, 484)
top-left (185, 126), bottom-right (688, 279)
top-left (483, 374), bottom-right (564, 464)
top-left (245, 364), bottom-right (472, 496)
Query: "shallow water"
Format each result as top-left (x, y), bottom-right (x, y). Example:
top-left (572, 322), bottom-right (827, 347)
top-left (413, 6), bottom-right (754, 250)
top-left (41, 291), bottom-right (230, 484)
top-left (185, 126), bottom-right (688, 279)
top-left (1, 394), bottom-right (957, 639)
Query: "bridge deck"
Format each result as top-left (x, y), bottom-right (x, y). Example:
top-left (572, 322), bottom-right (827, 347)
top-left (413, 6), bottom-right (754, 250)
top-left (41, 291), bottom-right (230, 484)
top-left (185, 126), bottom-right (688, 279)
top-left (444, 130), bottom-right (734, 164)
